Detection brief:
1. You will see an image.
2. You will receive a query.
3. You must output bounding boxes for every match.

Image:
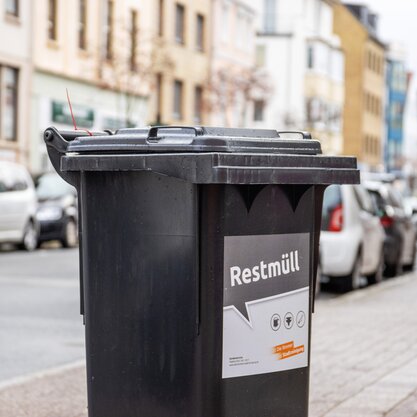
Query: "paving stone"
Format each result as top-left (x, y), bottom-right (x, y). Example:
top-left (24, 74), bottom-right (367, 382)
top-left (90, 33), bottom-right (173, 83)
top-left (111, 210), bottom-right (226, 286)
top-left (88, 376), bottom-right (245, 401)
top-left (0, 273), bottom-right (416, 416)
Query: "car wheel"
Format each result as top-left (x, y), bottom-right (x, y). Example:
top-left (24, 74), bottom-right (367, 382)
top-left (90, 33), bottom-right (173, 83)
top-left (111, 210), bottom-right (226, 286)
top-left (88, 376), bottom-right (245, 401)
top-left (403, 242), bottom-right (416, 272)
top-left (366, 250), bottom-right (384, 285)
top-left (340, 252), bottom-right (362, 292)
top-left (384, 246), bottom-right (402, 278)
top-left (19, 221), bottom-right (38, 252)
top-left (315, 262), bottom-right (321, 295)
top-left (61, 219), bottom-right (78, 248)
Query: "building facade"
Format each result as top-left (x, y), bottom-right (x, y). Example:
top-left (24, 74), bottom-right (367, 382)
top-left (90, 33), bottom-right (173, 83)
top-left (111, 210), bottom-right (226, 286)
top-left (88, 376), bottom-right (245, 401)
top-left (148, 0), bottom-right (211, 126)
top-left (254, 0), bottom-right (344, 155)
top-left (0, 0), bottom-right (32, 166)
top-left (31, 0), bottom-right (151, 173)
top-left (208, 0), bottom-right (257, 127)
top-left (385, 45), bottom-right (409, 172)
top-left (334, 3), bottom-right (386, 170)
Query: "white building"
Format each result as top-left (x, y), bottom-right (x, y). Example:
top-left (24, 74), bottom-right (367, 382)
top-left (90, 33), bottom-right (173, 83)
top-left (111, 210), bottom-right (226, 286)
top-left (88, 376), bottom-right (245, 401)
top-left (208, 0), bottom-right (258, 127)
top-left (0, 0), bottom-right (32, 166)
top-left (30, 0), bottom-right (152, 174)
top-left (253, 0), bottom-right (344, 155)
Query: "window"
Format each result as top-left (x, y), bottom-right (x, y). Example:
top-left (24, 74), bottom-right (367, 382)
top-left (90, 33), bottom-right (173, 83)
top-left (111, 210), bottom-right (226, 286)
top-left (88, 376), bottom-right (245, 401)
top-left (330, 49), bottom-right (344, 82)
top-left (236, 12), bottom-right (246, 49)
top-left (256, 45), bottom-right (266, 67)
top-left (196, 14), bottom-right (204, 51)
top-left (263, 0), bottom-right (276, 33)
top-left (79, 0), bottom-right (87, 50)
top-left (173, 80), bottom-right (183, 119)
top-left (3, 67), bottom-right (18, 142)
top-left (48, 0), bottom-right (57, 41)
top-left (307, 42), bottom-right (330, 75)
top-left (0, 169), bottom-right (28, 193)
top-left (104, 0), bottom-right (114, 60)
top-left (221, 4), bottom-right (230, 42)
top-left (156, 73), bottom-right (163, 123)
top-left (5, 0), bottom-right (18, 17)
top-left (194, 86), bottom-right (203, 123)
top-left (175, 3), bottom-right (185, 44)
top-left (364, 135), bottom-right (369, 154)
top-left (307, 45), bottom-right (314, 69)
top-left (130, 10), bottom-right (138, 71)
top-left (254, 100), bottom-right (265, 122)
top-left (158, 0), bottom-right (164, 36)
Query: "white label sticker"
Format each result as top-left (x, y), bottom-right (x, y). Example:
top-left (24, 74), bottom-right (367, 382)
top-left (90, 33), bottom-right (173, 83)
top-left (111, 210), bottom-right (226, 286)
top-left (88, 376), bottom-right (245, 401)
top-left (222, 233), bottom-right (310, 379)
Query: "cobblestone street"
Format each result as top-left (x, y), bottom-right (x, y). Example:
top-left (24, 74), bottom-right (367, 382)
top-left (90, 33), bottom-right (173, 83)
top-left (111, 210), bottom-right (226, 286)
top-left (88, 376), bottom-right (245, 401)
top-left (1, 270), bottom-right (417, 416)
top-left (310, 273), bottom-right (417, 417)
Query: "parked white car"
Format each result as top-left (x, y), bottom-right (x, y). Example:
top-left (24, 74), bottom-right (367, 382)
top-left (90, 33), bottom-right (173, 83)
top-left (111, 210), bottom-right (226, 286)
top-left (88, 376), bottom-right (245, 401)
top-left (320, 184), bottom-right (385, 291)
top-left (0, 161), bottom-right (39, 250)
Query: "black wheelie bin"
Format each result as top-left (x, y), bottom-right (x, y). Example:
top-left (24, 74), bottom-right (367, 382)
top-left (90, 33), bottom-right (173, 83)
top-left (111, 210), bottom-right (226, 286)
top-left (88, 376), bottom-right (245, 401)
top-left (44, 126), bottom-right (359, 417)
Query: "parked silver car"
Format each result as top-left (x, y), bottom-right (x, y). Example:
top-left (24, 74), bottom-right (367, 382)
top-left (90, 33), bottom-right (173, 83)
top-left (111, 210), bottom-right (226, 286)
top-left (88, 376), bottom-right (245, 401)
top-left (364, 181), bottom-right (416, 275)
top-left (0, 161), bottom-right (39, 251)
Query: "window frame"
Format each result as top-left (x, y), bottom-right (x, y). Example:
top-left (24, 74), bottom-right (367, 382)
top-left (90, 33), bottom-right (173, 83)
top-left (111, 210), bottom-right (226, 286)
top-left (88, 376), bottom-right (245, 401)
top-left (158, 0), bottom-right (164, 36)
top-left (175, 3), bottom-right (185, 45)
top-left (196, 13), bottom-right (204, 52)
top-left (5, 0), bottom-right (19, 18)
top-left (253, 100), bottom-right (265, 122)
top-left (104, 0), bottom-right (114, 60)
top-left (130, 9), bottom-right (139, 71)
top-left (48, 0), bottom-right (58, 41)
top-left (173, 79), bottom-right (184, 120)
top-left (263, 0), bottom-right (276, 34)
top-left (194, 85), bottom-right (203, 123)
top-left (78, 0), bottom-right (87, 50)
top-left (2, 66), bottom-right (18, 143)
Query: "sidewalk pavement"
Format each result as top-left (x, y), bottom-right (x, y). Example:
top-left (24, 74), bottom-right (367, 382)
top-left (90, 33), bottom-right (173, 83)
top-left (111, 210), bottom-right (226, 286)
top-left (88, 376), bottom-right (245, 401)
top-left (1, 273), bottom-right (416, 417)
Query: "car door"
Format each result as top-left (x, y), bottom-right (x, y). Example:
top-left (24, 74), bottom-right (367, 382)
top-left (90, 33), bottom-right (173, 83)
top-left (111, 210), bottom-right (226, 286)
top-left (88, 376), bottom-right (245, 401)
top-left (353, 185), bottom-right (384, 273)
top-left (389, 187), bottom-right (416, 263)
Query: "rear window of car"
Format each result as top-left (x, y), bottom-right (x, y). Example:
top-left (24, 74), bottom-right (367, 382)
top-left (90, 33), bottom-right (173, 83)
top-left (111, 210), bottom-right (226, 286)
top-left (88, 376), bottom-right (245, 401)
top-left (353, 185), bottom-right (375, 213)
top-left (387, 188), bottom-right (404, 209)
top-left (321, 185), bottom-right (342, 231)
top-left (0, 166), bottom-right (29, 192)
top-left (367, 189), bottom-right (386, 214)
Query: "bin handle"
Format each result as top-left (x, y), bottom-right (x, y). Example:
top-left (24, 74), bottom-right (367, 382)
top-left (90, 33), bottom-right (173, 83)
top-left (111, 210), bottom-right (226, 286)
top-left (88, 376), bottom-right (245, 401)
top-left (277, 131), bottom-right (312, 139)
top-left (147, 126), bottom-right (204, 141)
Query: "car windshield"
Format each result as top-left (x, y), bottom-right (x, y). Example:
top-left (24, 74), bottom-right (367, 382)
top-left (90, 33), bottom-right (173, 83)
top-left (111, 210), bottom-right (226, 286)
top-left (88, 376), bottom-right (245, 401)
top-left (36, 173), bottom-right (75, 199)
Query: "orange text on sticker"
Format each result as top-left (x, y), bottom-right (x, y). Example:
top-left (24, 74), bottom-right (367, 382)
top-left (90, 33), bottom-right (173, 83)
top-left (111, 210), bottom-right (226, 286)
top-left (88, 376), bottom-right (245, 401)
top-left (277, 345), bottom-right (305, 360)
top-left (273, 341), bottom-right (294, 354)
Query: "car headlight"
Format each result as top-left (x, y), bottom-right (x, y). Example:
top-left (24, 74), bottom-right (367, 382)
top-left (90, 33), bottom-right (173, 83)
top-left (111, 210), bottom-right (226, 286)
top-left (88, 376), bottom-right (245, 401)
top-left (36, 206), bottom-right (63, 221)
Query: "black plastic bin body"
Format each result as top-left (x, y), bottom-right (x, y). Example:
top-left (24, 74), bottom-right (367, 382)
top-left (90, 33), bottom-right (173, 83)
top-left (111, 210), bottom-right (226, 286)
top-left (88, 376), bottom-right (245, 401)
top-left (44, 126), bottom-right (359, 417)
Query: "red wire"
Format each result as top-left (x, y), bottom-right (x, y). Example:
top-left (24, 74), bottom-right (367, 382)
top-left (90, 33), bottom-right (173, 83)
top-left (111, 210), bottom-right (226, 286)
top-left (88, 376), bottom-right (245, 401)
top-left (66, 88), bottom-right (93, 136)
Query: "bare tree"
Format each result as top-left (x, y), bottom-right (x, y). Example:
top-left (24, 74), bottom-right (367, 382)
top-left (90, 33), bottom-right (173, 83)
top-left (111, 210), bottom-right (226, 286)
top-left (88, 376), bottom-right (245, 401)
top-left (203, 66), bottom-right (272, 127)
top-left (96, 21), bottom-right (174, 127)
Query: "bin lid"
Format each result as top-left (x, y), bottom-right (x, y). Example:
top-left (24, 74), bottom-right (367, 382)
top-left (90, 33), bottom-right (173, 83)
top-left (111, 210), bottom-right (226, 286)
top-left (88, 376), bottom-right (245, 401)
top-left (44, 126), bottom-right (360, 185)
top-left (65, 126), bottom-right (322, 155)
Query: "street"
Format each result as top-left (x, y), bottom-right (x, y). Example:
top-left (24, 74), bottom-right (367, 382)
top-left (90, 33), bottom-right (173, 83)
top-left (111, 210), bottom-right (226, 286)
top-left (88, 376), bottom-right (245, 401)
top-left (0, 249), bottom-right (417, 416)
top-left (0, 248), bottom-right (84, 385)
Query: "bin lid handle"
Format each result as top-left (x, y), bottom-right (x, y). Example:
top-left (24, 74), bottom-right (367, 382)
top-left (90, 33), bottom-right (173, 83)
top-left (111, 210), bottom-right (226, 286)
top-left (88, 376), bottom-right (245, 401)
top-left (277, 131), bottom-right (312, 139)
top-left (147, 126), bottom-right (204, 141)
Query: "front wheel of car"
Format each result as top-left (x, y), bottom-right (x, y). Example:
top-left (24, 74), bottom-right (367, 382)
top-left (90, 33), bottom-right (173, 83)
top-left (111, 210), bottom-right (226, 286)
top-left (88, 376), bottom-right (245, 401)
top-left (339, 252), bottom-right (362, 293)
top-left (19, 221), bottom-right (38, 252)
top-left (61, 219), bottom-right (78, 248)
top-left (403, 242), bottom-right (416, 272)
top-left (366, 250), bottom-right (384, 285)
